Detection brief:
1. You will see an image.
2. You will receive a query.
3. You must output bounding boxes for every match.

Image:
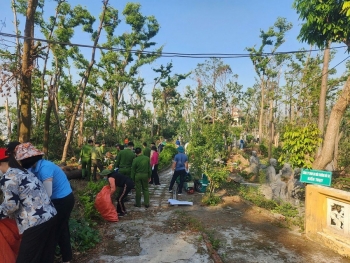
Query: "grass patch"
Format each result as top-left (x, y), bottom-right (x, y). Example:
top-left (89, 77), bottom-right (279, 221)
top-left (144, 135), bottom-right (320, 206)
top-left (201, 194), bottom-right (221, 206)
top-left (237, 184), bottom-right (305, 231)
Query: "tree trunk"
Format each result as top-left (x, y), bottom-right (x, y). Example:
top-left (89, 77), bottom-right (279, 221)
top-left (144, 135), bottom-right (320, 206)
top-left (5, 98), bottom-right (11, 139)
top-left (78, 95), bottom-right (86, 148)
top-left (268, 98), bottom-right (273, 159)
top-left (19, 0), bottom-right (38, 142)
top-left (312, 76), bottom-right (350, 169)
top-left (109, 89), bottom-right (114, 128)
top-left (12, 0), bottom-right (21, 141)
top-left (43, 85), bottom-right (54, 158)
top-left (38, 1), bottom-right (61, 142)
top-left (61, 0), bottom-right (108, 163)
top-left (317, 43), bottom-right (330, 157)
top-left (258, 78), bottom-right (265, 142)
top-left (333, 130), bottom-right (342, 170)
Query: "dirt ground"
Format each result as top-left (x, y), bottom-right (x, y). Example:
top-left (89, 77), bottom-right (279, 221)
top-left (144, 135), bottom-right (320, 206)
top-left (71, 167), bottom-right (350, 263)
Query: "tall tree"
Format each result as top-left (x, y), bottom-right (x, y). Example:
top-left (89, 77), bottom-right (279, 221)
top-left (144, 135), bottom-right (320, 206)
top-left (41, 2), bottom-right (95, 156)
top-left (61, 0), bottom-right (110, 163)
top-left (19, 0), bottom-right (39, 142)
top-left (294, 0), bottom-right (350, 169)
top-left (317, 43), bottom-right (331, 157)
top-left (246, 17), bottom-right (292, 146)
top-left (98, 3), bottom-right (162, 129)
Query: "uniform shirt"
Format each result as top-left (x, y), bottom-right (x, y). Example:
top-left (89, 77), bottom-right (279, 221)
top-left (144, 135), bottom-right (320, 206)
top-left (174, 153), bottom-right (188, 171)
top-left (0, 168), bottom-right (57, 234)
top-left (91, 146), bottom-right (103, 160)
top-left (142, 147), bottom-right (151, 158)
top-left (100, 145), bottom-right (105, 154)
top-left (115, 148), bottom-right (135, 169)
top-left (31, 159), bottom-right (72, 200)
top-left (107, 171), bottom-right (134, 187)
top-left (131, 155), bottom-right (152, 181)
top-left (80, 144), bottom-right (92, 160)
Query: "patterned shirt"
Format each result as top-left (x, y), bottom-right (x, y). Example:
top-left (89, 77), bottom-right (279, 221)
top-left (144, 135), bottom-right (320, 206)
top-left (0, 168), bottom-right (57, 234)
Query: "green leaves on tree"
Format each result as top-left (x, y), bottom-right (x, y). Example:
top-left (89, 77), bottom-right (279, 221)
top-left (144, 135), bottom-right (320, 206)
top-left (279, 124), bottom-right (322, 168)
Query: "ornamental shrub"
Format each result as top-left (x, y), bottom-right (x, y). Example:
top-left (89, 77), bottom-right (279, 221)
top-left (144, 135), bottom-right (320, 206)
top-left (158, 144), bottom-right (178, 170)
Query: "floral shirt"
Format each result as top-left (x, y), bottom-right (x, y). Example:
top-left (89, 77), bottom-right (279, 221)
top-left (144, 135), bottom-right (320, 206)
top-left (0, 168), bottom-right (57, 234)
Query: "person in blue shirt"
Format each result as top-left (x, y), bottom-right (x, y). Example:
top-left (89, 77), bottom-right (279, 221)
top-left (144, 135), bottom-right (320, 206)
top-left (240, 138), bottom-right (244, 149)
top-left (14, 143), bottom-right (75, 263)
top-left (168, 146), bottom-right (189, 195)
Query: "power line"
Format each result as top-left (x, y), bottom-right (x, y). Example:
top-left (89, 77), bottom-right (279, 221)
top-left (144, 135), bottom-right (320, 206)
top-left (0, 32), bottom-right (348, 59)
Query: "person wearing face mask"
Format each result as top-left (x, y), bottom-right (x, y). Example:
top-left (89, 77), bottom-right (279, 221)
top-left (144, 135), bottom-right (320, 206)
top-left (14, 143), bottom-right (74, 263)
top-left (0, 148), bottom-right (57, 263)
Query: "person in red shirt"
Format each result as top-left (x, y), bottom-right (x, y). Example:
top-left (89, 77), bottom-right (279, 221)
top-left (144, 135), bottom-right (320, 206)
top-left (124, 137), bottom-right (129, 147)
top-left (149, 146), bottom-right (160, 185)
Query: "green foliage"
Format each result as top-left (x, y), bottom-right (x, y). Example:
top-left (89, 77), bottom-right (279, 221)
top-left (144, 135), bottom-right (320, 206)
top-left (238, 186), bottom-right (277, 210)
top-left (294, 0), bottom-right (350, 48)
top-left (205, 166), bottom-right (229, 196)
top-left (272, 146), bottom-right (283, 159)
top-left (230, 127), bottom-right (243, 139)
top-left (201, 193), bottom-right (221, 206)
top-left (77, 180), bottom-right (107, 220)
top-left (246, 134), bottom-right (254, 143)
top-left (279, 124), bottom-right (322, 168)
top-left (246, 17), bottom-right (292, 77)
top-left (69, 217), bottom-right (100, 252)
top-left (332, 177), bottom-right (350, 191)
top-left (259, 143), bottom-right (268, 157)
top-left (237, 184), bottom-right (304, 231)
top-left (272, 203), bottom-right (299, 217)
top-left (158, 144), bottom-right (177, 170)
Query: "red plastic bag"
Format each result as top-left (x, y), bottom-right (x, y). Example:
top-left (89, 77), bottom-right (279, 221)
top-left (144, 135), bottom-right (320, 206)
top-left (0, 218), bottom-right (22, 263)
top-left (95, 185), bottom-right (119, 222)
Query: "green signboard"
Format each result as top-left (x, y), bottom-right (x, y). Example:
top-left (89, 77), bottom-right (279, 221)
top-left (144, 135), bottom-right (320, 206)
top-left (300, 169), bottom-right (332, 186)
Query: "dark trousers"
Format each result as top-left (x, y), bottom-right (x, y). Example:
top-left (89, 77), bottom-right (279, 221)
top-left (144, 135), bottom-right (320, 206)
top-left (116, 183), bottom-right (134, 213)
top-left (16, 215), bottom-right (57, 263)
top-left (169, 169), bottom-right (186, 194)
top-left (92, 159), bottom-right (104, 180)
top-left (52, 192), bottom-right (75, 262)
top-left (150, 164), bottom-right (159, 185)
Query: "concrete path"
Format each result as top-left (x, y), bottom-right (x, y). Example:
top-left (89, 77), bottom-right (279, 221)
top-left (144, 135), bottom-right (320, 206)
top-left (88, 168), bottom-right (213, 263)
top-left (87, 168), bottom-right (350, 263)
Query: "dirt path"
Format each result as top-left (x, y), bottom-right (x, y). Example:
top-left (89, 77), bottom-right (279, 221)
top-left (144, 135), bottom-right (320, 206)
top-left (85, 168), bottom-right (350, 263)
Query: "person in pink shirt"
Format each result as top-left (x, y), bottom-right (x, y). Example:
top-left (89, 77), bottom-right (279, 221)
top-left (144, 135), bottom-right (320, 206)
top-left (149, 146), bottom-right (160, 185)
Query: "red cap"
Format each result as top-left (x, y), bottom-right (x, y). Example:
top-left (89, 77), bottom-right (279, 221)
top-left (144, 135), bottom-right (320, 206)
top-left (0, 148), bottom-right (9, 161)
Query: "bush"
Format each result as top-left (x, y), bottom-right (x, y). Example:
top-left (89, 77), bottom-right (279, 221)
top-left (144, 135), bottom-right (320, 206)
top-left (69, 217), bottom-right (100, 252)
top-left (201, 194), bottom-right (221, 206)
top-left (259, 143), bottom-right (268, 157)
top-left (77, 180), bottom-right (108, 221)
top-left (246, 134), bottom-right (254, 143)
top-left (238, 185), bottom-right (277, 210)
top-left (158, 144), bottom-right (178, 170)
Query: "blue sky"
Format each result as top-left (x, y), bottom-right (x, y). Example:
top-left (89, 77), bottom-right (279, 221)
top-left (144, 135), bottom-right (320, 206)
top-left (0, 0), bottom-right (348, 98)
